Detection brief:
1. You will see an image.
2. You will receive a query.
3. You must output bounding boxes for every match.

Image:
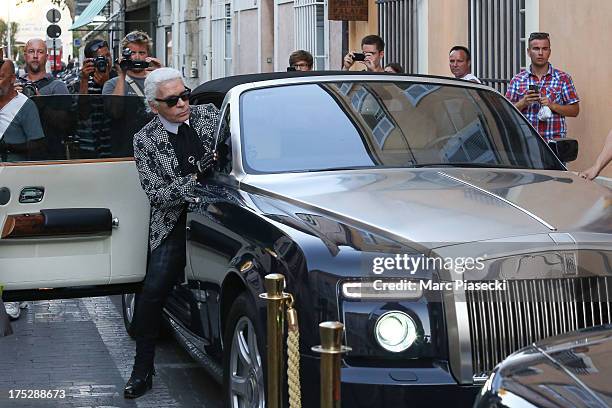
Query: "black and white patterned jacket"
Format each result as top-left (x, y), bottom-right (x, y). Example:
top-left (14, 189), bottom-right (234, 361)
top-left (133, 104), bottom-right (220, 251)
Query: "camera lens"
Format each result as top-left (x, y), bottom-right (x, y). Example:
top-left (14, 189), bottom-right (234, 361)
top-left (94, 56), bottom-right (107, 72)
top-left (21, 82), bottom-right (38, 98)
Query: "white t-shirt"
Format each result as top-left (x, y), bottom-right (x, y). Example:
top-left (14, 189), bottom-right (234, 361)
top-left (0, 93), bottom-right (29, 140)
top-left (0, 93), bottom-right (44, 144)
top-left (461, 73), bottom-right (481, 83)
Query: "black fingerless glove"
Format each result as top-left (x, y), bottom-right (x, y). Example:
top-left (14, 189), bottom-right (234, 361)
top-left (196, 151), bottom-right (217, 181)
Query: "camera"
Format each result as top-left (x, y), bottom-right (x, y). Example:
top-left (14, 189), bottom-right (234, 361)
top-left (94, 55), bottom-right (108, 72)
top-left (287, 66), bottom-right (297, 72)
top-left (118, 48), bottom-right (149, 71)
top-left (19, 80), bottom-right (38, 98)
top-left (353, 52), bottom-right (366, 61)
top-left (528, 84), bottom-right (539, 93)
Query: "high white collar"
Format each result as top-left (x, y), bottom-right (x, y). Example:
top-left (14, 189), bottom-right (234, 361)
top-left (158, 114), bottom-right (190, 135)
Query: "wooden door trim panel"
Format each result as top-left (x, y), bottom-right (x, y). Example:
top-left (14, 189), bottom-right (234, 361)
top-left (2, 208), bottom-right (112, 239)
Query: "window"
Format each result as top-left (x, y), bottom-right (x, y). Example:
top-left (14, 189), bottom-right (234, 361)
top-left (239, 82), bottom-right (563, 174)
top-left (0, 95), bottom-right (151, 162)
top-left (469, 0), bottom-right (526, 94)
top-left (224, 3), bottom-right (232, 75)
top-left (212, 0), bottom-right (232, 79)
top-left (165, 28), bottom-right (173, 67)
top-left (294, 0), bottom-right (328, 70)
top-left (376, 0), bottom-right (419, 73)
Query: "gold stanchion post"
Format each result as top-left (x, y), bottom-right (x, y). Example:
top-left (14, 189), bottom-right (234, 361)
top-left (259, 273), bottom-right (289, 408)
top-left (312, 321), bottom-right (351, 408)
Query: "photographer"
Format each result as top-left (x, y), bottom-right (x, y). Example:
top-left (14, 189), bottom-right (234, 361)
top-left (126, 68), bottom-right (218, 398)
top-left (342, 34), bottom-right (385, 73)
top-left (17, 38), bottom-right (69, 96)
top-left (78, 39), bottom-right (116, 94)
top-left (102, 31), bottom-right (162, 97)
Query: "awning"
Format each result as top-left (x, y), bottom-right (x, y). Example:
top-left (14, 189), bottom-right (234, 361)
top-left (70, 0), bottom-right (110, 30)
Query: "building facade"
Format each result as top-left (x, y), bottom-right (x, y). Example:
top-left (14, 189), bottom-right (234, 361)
top-left (156, 0), bottom-right (343, 89)
top-left (349, 0), bottom-right (612, 177)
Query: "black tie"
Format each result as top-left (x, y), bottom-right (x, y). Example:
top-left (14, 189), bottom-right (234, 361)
top-left (177, 123), bottom-right (191, 137)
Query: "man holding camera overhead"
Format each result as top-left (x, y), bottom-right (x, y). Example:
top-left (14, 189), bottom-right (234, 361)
top-left (78, 39), bottom-right (116, 94)
top-left (505, 32), bottom-right (579, 140)
top-left (102, 31), bottom-right (162, 97)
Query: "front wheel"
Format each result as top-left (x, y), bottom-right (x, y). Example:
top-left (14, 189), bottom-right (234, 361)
top-left (223, 293), bottom-right (265, 408)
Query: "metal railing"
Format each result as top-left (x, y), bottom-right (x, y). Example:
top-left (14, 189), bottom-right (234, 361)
top-left (376, 0), bottom-right (419, 74)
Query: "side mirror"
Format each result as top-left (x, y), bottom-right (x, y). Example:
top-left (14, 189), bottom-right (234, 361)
top-left (548, 139), bottom-right (578, 163)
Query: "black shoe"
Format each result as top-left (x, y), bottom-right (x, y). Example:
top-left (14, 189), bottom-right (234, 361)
top-left (124, 368), bottom-right (155, 399)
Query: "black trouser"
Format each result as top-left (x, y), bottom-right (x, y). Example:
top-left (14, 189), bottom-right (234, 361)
top-left (132, 212), bottom-right (186, 373)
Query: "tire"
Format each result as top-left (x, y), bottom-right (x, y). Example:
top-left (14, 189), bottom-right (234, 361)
top-left (121, 293), bottom-right (138, 339)
top-left (121, 292), bottom-right (172, 340)
top-left (223, 293), bottom-right (265, 408)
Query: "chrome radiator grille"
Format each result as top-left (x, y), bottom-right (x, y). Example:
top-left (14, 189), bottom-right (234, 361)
top-left (466, 277), bottom-right (612, 377)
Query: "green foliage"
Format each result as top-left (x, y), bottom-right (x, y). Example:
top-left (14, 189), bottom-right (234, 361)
top-left (0, 19), bottom-right (19, 60)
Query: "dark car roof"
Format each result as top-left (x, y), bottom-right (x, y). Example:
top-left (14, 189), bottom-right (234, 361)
top-left (190, 70), bottom-right (467, 108)
top-left (190, 71), bottom-right (370, 107)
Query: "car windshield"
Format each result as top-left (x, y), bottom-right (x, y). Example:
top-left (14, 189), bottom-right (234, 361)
top-left (0, 95), bottom-right (152, 162)
top-left (239, 81), bottom-right (563, 174)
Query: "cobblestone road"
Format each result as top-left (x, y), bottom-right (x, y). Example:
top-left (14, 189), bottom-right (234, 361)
top-left (0, 296), bottom-right (222, 408)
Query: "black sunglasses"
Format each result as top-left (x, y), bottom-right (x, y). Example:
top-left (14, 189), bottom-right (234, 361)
top-left (126, 33), bottom-right (150, 43)
top-left (155, 88), bottom-right (191, 107)
top-left (89, 40), bottom-right (109, 53)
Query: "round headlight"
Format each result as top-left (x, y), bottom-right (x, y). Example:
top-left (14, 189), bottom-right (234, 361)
top-left (374, 311), bottom-right (417, 352)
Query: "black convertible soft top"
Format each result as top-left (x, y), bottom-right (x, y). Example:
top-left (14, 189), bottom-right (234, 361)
top-left (190, 70), bottom-right (386, 107)
top-left (189, 70), bottom-right (474, 108)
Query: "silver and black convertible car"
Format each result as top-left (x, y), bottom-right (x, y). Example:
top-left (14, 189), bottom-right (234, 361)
top-left (2, 72), bottom-right (611, 407)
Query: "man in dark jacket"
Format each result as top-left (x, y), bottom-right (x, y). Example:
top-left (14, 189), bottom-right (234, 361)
top-left (126, 67), bottom-right (219, 398)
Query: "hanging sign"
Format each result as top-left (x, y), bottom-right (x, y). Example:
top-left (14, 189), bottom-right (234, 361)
top-left (328, 0), bottom-right (369, 21)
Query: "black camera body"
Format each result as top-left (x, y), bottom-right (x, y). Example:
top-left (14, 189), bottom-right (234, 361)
top-left (119, 48), bottom-right (149, 71)
top-left (353, 52), bottom-right (366, 61)
top-left (94, 55), bottom-right (108, 72)
top-left (19, 80), bottom-right (38, 98)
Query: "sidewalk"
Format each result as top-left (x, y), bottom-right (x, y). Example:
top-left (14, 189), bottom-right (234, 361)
top-left (0, 296), bottom-right (221, 407)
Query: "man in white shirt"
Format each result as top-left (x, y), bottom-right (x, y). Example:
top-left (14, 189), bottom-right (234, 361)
top-left (0, 59), bottom-right (45, 160)
top-left (0, 58), bottom-right (45, 320)
top-left (449, 45), bottom-right (481, 83)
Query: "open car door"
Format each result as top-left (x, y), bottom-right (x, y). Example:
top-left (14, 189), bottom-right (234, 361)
top-left (0, 95), bottom-right (151, 301)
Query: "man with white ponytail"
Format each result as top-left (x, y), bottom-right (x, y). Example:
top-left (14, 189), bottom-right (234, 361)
top-left (126, 67), bottom-right (219, 399)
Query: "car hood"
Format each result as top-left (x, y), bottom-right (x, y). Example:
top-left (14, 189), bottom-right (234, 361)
top-left (242, 168), bottom-right (612, 248)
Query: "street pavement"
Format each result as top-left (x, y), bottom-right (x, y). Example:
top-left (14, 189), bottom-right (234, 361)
top-left (0, 296), bottom-right (222, 407)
